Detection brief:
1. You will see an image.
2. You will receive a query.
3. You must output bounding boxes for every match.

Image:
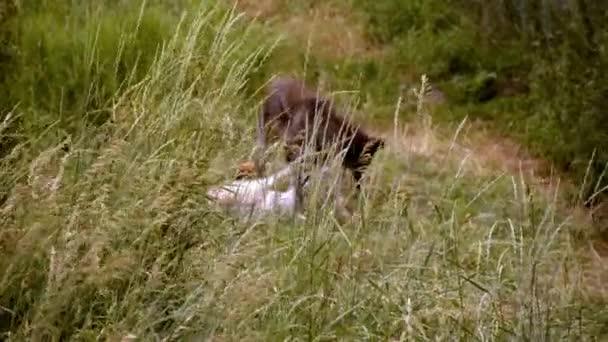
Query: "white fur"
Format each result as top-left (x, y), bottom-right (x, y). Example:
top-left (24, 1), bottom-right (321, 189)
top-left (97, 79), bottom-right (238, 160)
top-left (207, 161), bottom-right (353, 222)
top-left (206, 164), bottom-right (304, 221)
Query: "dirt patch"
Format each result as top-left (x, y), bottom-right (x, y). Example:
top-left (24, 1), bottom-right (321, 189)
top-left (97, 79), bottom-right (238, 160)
top-left (578, 238), bottom-right (608, 301)
top-left (231, 0), bottom-right (383, 59)
top-left (230, 0), bottom-right (283, 20)
top-left (468, 132), bottom-right (548, 178)
top-left (376, 116), bottom-right (549, 179)
top-left (459, 122), bottom-right (561, 197)
top-left (390, 118), bottom-right (607, 301)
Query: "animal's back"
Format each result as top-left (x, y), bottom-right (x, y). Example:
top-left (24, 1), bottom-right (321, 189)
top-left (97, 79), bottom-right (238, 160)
top-left (268, 76), bottom-right (318, 106)
top-left (262, 77), bottom-right (311, 132)
top-left (257, 75), bottom-right (385, 187)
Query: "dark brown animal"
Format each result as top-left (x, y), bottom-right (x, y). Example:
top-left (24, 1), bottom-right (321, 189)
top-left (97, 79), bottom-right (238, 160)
top-left (255, 76), bottom-right (384, 188)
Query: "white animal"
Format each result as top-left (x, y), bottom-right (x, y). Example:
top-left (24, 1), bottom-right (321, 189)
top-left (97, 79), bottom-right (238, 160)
top-left (206, 154), bottom-right (355, 222)
top-left (206, 163), bottom-right (308, 221)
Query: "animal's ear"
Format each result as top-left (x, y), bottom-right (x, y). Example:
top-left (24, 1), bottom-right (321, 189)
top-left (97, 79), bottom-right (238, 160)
top-left (365, 137), bottom-right (385, 156)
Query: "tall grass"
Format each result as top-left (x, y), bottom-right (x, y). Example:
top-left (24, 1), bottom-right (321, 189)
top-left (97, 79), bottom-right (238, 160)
top-left (0, 0), bottom-right (606, 340)
top-left (0, 1), bottom-right (274, 339)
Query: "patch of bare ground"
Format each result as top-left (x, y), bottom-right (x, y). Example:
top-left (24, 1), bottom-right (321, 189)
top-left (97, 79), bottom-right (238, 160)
top-left (386, 115), bottom-right (607, 300)
top-left (230, 0), bottom-right (384, 59)
top-left (454, 123), bottom-right (608, 292)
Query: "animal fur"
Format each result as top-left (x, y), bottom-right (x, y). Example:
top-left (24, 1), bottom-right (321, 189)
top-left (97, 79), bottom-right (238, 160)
top-left (207, 161), bottom-right (352, 222)
top-left (256, 76), bottom-right (385, 188)
top-left (236, 160), bottom-right (258, 179)
top-left (207, 163), bottom-right (306, 221)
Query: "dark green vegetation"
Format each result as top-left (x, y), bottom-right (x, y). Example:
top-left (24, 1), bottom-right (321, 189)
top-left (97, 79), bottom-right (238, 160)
top-left (351, 0), bottom-right (608, 204)
top-left (0, 0), bottom-right (606, 340)
top-left (0, 0), bottom-right (261, 141)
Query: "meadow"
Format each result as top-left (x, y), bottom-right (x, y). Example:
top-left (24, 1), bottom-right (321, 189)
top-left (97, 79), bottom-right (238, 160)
top-left (0, 0), bottom-right (606, 340)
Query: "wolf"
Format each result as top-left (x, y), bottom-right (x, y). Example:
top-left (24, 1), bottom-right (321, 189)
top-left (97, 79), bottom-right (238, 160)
top-left (254, 76), bottom-right (384, 188)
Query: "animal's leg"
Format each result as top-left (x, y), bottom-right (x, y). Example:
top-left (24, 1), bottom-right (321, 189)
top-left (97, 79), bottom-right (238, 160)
top-left (334, 192), bottom-right (352, 223)
top-left (294, 167), bottom-right (305, 216)
top-left (333, 165), bottom-right (344, 212)
top-left (319, 164), bottom-right (346, 217)
top-left (287, 152), bottom-right (307, 216)
top-left (351, 169), bottom-right (363, 190)
top-left (317, 165), bottom-right (352, 223)
top-left (254, 107), bottom-right (267, 177)
top-left (285, 128), bottom-right (310, 218)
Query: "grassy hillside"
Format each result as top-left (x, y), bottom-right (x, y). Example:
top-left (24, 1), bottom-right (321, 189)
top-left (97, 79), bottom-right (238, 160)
top-left (350, 0), bottom-right (608, 200)
top-left (0, 0), bottom-right (606, 340)
top-left (231, 0), bottom-right (608, 205)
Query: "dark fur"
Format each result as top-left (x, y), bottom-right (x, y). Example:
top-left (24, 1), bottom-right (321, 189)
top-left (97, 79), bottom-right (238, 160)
top-left (256, 76), bottom-right (384, 187)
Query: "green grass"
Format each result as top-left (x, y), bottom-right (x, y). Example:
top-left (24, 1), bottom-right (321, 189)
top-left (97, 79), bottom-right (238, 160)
top-left (0, 0), bottom-right (606, 340)
top-left (348, 0), bottom-right (608, 202)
